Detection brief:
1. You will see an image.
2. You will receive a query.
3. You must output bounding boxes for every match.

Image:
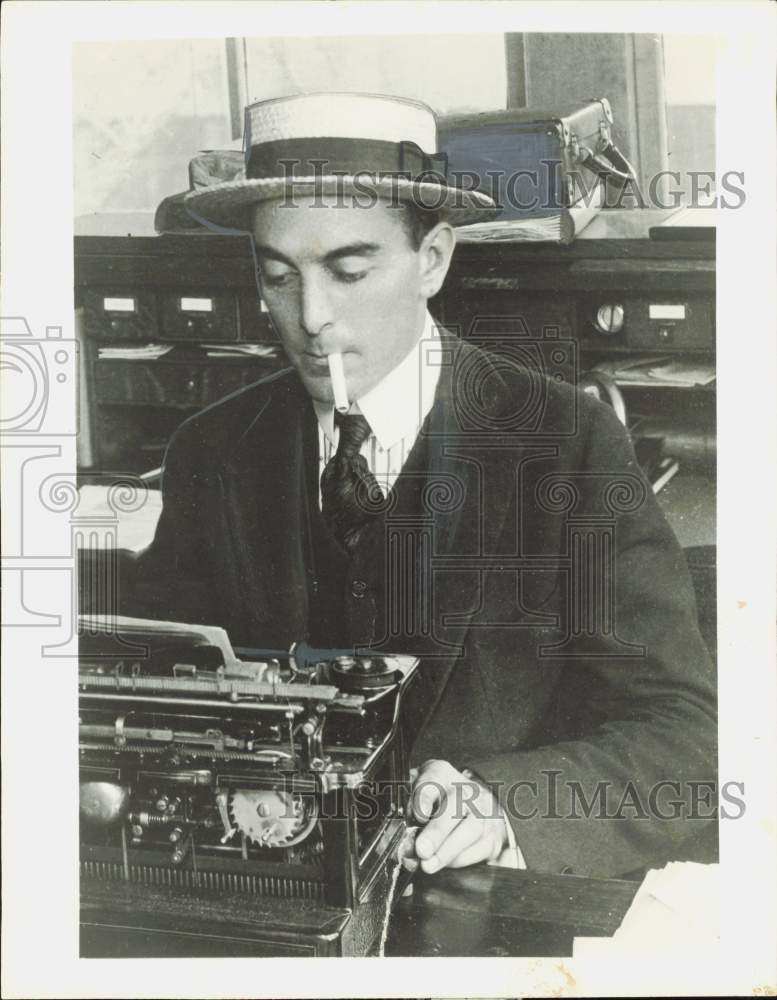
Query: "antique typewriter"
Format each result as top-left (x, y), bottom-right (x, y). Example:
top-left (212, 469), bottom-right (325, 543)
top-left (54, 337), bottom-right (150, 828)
top-left (78, 616), bottom-right (418, 956)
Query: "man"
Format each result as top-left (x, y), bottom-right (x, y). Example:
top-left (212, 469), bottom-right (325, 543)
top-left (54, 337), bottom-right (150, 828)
top-left (121, 93), bottom-right (717, 879)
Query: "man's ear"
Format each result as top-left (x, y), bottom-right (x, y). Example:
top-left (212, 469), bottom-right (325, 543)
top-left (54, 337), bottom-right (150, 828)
top-left (418, 221), bottom-right (456, 300)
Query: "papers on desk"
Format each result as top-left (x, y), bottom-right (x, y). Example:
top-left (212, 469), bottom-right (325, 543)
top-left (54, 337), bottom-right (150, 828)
top-left (98, 344), bottom-right (174, 360)
top-left (457, 181), bottom-right (605, 245)
top-left (77, 484), bottom-right (162, 552)
top-left (573, 861), bottom-right (720, 956)
top-left (97, 343), bottom-right (280, 361)
top-left (202, 343), bottom-right (280, 359)
top-left (593, 355), bottom-right (716, 388)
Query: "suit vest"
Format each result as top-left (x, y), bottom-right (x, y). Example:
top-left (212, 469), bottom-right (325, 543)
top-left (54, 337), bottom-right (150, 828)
top-left (305, 427), bottom-right (433, 656)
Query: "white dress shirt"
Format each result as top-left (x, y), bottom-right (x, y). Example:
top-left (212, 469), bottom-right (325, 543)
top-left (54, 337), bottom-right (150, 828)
top-left (313, 311), bottom-right (525, 870)
top-left (314, 311), bottom-right (443, 501)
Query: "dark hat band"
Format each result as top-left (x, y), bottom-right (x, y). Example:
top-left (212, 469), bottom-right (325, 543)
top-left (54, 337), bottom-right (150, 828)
top-left (245, 137), bottom-right (450, 185)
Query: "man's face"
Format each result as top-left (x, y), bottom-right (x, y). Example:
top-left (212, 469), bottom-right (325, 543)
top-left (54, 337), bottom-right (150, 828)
top-left (252, 195), bottom-right (450, 404)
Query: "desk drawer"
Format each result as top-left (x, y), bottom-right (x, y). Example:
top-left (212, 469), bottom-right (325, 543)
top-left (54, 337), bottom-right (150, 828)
top-left (83, 290), bottom-right (159, 340)
top-left (443, 293), bottom-right (575, 340)
top-left (581, 295), bottom-right (714, 351)
top-left (238, 289), bottom-right (277, 342)
top-left (95, 359), bottom-right (269, 407)
top-left (159, 291), bottom-right (238, 341)
top-left (441, 294), bottom-right (577, 384)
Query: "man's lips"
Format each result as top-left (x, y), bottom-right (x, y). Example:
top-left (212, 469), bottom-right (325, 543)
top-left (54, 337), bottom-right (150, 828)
top-left (301, 352), bottom-right (330, 369)
top-left (301, 351), bottom-right (351, 371)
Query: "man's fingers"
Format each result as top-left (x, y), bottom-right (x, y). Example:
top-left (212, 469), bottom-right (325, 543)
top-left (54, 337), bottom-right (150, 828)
top-left (445, 831), bottom-right (503, 869)
top-left (407, 760), bottom-right (507, 875)
top-left (412, 760), bottom-right (456, 804)
top-left (410, 761), bottom-right (505, 872)
top-left (414, 783), bottom-right (467, 860)
top-left (418, 813), bottom-right (483, 873)
top-left (411, 759), bottom-right (463, 823)
top-left (412, 778), bottom-right (443, 823)
top-left (410, 762), bottom-right (454, 823)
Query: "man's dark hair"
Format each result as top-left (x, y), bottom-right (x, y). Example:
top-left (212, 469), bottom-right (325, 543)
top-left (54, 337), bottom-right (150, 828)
top-left (397, 201), bottom-right (442, 251)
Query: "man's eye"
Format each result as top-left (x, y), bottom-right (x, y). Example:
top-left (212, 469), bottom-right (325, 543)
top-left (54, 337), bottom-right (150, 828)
top-left (333, 269), bottom-right (368, 284)
top-left (261, 270), bottom-right (297, 289)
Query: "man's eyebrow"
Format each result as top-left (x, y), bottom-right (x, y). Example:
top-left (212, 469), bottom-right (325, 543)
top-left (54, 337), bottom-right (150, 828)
top-left (254, 244), bottom-right (296, 267)
top-left (254, 241), bottom-right (382, 267)
top-left (322, 242), bottom-right (382, 262)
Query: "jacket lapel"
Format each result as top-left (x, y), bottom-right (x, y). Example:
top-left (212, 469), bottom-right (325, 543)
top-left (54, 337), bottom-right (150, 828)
top-left (389, 333), bottom-right (526, 739)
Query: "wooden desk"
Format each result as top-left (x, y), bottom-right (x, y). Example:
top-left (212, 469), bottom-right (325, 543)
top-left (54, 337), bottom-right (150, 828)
top-left (386, 867), bottom-right (639, 957)
top-left (81, 865), bottom-right (639, 957)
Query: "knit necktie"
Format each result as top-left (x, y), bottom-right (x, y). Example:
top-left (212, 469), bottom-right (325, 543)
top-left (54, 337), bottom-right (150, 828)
top-left (320, 412), bottom-right (383, 550)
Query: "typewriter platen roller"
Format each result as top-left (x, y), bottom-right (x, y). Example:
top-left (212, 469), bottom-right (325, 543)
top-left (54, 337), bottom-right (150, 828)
top-left (78, 616), bottom-right (419, 957)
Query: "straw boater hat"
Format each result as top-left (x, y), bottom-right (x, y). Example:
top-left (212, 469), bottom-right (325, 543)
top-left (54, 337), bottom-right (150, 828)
top-left (156, 93), bottom-right (498, 234)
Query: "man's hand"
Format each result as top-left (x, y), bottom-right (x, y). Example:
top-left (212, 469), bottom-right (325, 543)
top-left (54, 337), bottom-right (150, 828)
top-left (406, 759), bottom-right (507, 873)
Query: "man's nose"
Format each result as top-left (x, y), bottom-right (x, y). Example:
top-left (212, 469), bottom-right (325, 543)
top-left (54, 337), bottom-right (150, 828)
top-left (299, 274), bottom-right (333, 338)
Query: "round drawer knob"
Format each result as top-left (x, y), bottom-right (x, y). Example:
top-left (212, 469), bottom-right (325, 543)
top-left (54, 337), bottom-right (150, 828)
top-left (593, 303), bottom-right (625, 335)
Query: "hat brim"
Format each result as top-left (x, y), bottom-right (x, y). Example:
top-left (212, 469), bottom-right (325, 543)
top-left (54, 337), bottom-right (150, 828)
top-left (183, 175), bottom-right (499, 233)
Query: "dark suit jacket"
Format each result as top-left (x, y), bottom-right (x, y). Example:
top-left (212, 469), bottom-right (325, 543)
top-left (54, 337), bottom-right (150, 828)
top-left (115, 334), bottom-right (717, 878)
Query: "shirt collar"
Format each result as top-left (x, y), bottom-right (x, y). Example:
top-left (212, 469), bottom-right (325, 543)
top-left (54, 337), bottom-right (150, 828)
top-left (314, 311), bottom-right (442, 451)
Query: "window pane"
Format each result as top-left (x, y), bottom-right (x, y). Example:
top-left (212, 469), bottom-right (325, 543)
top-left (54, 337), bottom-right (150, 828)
top-left (663, 34), bottom-right (717, 203)
top-left (243, 34), bottom-right (507, 115)
top-left (73, 39), bottom-right (232, 231)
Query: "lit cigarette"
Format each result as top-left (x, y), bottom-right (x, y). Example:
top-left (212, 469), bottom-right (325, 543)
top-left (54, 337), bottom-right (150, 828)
top-left (327, 352), bottom-right (349, 414)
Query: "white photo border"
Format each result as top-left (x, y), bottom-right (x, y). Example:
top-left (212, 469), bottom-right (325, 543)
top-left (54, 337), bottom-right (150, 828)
top-left (2, 2), bottom-right (775, 997)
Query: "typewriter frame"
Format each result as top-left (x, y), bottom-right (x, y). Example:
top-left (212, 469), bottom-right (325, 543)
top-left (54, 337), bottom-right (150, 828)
top-left (79, 622), bottom-right (418, 957)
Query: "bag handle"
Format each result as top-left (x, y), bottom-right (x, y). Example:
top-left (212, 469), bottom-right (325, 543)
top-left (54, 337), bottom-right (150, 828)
top-left (577, 139), bottom-right (637, 185)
